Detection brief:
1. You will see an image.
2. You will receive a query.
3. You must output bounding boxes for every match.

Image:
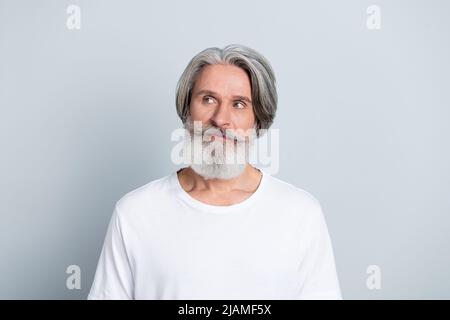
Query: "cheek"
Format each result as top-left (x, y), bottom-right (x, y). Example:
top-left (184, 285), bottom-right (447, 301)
top-left (189, 102), bottom-right (208, 121)
top-left (234, 108), bottom-right (256, 130)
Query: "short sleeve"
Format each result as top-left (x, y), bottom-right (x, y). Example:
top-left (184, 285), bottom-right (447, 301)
top-left (87, 205), bottom-right (134, 300)
top-left (297, 201), bottom-right (343, 300)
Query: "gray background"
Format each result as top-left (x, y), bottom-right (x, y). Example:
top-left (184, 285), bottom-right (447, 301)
top-left (1, 0), bottom-right (449, 299)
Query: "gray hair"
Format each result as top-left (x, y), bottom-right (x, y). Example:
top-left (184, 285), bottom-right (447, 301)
top-left (175, 44), bottom-right (277, 137)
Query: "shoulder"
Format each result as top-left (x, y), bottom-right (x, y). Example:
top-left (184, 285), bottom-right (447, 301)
top-left (113, 172), bottom-right (176, 220)
top-left (263, 175), bottom-right (333, 244)
top-left (263, 174), bottom-right (322, 209)
top-left (262, 173), bottom-right (326, 226)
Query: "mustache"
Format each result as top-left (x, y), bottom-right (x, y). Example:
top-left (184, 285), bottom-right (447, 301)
top-left (184, 120), bottom-right (255, 143)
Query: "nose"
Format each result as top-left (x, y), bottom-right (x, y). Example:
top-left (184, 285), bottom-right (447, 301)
top-left (210, 103), bottom-right (232, 130)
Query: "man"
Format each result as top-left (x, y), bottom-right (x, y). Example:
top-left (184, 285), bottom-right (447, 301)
top-left (88, 44), bottom-right (342, 299)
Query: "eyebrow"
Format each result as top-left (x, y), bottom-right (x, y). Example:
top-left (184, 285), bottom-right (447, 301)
top-left (195, 89), bottom-right (252, 104)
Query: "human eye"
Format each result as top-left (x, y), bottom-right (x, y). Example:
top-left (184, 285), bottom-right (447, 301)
top-left (203, 96), bottom-right (216, 105)
top-left (234, 101), bottom-right (246, 109)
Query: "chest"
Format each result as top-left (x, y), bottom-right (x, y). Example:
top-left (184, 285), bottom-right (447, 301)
top-left (130, 214), bottom-right (308, 299)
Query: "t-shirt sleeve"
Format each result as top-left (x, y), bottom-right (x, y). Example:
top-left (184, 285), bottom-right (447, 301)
top-left (87, 205), bottom-right (134, 300)
top-left (296, 200), bottom-right (343, 300)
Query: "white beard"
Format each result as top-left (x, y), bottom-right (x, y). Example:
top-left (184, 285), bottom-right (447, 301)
top-left (182, 118), bottom-right (256, 180)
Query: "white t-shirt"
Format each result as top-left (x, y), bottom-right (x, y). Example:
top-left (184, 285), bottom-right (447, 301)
top-left (88, 168), bottom-right (342, 300)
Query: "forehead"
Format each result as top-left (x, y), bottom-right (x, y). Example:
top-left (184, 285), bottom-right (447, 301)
top-left (193, 64), bottom-right (252, 96)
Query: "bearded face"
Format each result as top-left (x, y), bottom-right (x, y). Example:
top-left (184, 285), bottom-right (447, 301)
top-left (182, 115), bottom-right (257, 180)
